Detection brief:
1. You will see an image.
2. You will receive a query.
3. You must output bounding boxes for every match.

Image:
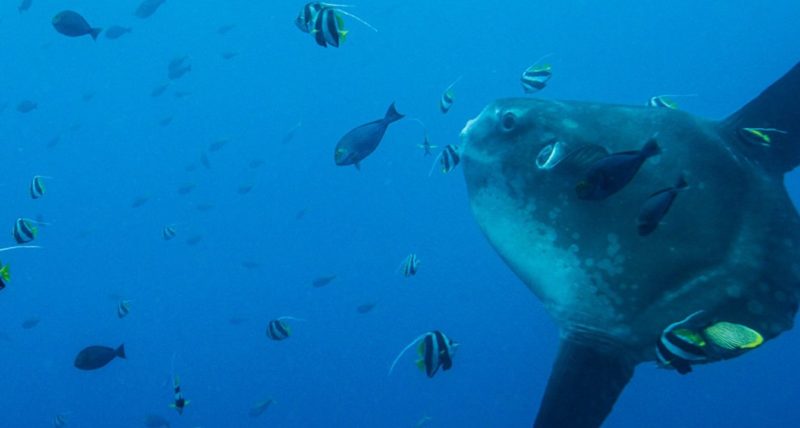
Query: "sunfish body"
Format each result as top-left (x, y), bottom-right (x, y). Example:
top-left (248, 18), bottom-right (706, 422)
top-left (334, 103), bottom-right (404, 169)
top-left (460, 62), bottom-right (800, 427)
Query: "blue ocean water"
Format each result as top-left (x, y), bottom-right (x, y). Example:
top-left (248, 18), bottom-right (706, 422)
top-left (1, 1), bottom-right (800, 427)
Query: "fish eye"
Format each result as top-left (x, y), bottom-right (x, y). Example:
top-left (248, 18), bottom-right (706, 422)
top-left (501, 112), bottom-right (516, 131)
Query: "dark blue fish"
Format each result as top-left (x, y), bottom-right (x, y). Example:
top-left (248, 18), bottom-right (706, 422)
top-left (74, 344), bottom-right (125, 370)
top-left (18, 0), bottom-right (32, 13)
top-left (168, 56), bottom-right (191, 80)
top-left (637, 175), bottom-right (688, 236)
top-left (17, 100), bottom-right (37, 113)
top-left (334, 103), bottom-right (404, 169)
top-left (52, 11), bottom-right (102, 40)
top-left (104, 25), bottom-right (132, 40)
top-left (575, 137), bottom-right (660, 200)
top-left (135, 0), bottom-right (166, 19)
top-left (311, 275), bottom-right (336, 288)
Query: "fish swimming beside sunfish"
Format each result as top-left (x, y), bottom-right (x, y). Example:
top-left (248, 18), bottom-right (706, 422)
top-left (440, 77), bottom-right (462, 114)
top-left (0, 262), bottom-right (10, 291)
top-left (738, 127), bottom-right (788, 147)
top-left (169, 376), bottom-right (189, 415)
top-left (295, 2), bottom-right (377, 48)
top-left (429, 144), bottom-right (461, 175)
top-left (52, 10), bottom-right (102, 40)
top-left (334, 102), bottom-right (404, 169)
top-left (399, 253), bottom-right (419, 277)
top-left (521, 63), bottom-right (552, 94)
top-left (389, 330), bottom-right (457, 378)
top-left (459, 62), bottom-right (800, 427)
top-left (646, 94), bottom-right (696, 110)
top-left (74, 344), bottom-right (126, 370)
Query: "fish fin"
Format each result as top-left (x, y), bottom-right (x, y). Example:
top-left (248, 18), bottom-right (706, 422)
top-left (720, 62), bottom-right (800, 173)
top-left (640, 137), bottom-right (661, 158)
top-left (115, 344), bottom-right (126, 359)
top-left (384, 102), bottom-right (404, 124)
top-left (339, 30), bottom-right (348, 42)
top-left (533, 338), bottom-right (634, 428)
top-left (415, 359), bottom-right (426, 371)
top-left (90, 28), bottom-right (102, 40)
top-left (0, 265), bottom-right (9, 281)
top-left (553, 144), bottom-right (609, 175)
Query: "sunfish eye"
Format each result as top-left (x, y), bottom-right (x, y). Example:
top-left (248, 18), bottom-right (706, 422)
top-left (501, 112), bottom-right (517, 131)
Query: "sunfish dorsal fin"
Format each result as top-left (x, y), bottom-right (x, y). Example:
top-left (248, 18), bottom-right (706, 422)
top-left (534, 338), bottom-right (634, 428)
top-left (720, 61), bottom-right (800, 173)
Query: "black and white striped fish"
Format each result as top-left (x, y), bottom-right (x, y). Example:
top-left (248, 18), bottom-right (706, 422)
top-left (646, 95), bottom-right (678, 109)
top-left (295, 2), bottom-right (377, 48)
top-left (30, 175), bottom-right (48, 199)
top-left (400, 253), bottom-right (419, 277)
top-left (389, 330), bottom-right (458, 378)
top-left (295, 2), bottom-right (327, 33)
top-left (169, 376), bottom-right (190, 415)
top-left (12, 218), bottom-right (38, 244)
top-left (162, 225), bottom-right (177, 241)
top-left (429, 144), bottom-right (461, 175)
top-left (521, 63), bottom-right (552, 93)
top-left (266, 318), bottom-right (292, 341)
top-left (117, 300), bottom-right (131, 319)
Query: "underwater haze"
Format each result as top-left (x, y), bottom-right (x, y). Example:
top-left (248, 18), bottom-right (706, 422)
top-left (2, 1), bottom-right (800, 427)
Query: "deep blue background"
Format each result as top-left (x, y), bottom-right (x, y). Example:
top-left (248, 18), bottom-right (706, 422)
top-left (1, 1), bottom-right (799, 427)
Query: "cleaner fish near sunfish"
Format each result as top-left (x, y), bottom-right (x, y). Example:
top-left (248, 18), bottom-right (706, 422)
top-left (459, 61), bottom-right (800, 427)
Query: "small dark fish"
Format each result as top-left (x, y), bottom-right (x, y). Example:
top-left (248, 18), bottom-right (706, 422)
top-left (74, 344), bottom-right (126, 370)
top-left (177, 183), bottom-right (196, 195)
top-left (521, 63), bottom-right (552, 93)
top-left (173, 90), bottom-right (191, 99)
top-left (30, 175), bottom-right (48, 199)
top-left (200, 153), bottom-right (211, 169)
top-left (105, 25), bottom-right (132, 39)
top-left (241, 261), bottom-right (261, 270)
top-left (169, 376), bottom-right (189, 415)
top-left (135, 0), bottom-right (166, 19)
top-left (21, 317), bottom-right (40, 329)
top-left (18, 0), bottom-right (32, 13)
top-left (52, 10), bottom-right (102, 40)
top-left (158, 116), bottom-right (173, 127)
top-left (221, 51), bottom-right (239, 60)
top-left (295, 208), bottom-right (308, 220)
top-left (400, 253), bottom-right (420, 277)
top-left (144, 414), bottom-right (171, 427)
top-left (46, 135), bottom-right (61, 149)
top-left (249, 159), bottom-right (265, 169)
top-left (312, 275), bottom-right (336, 288)
top-left (82, 92), bottom-right (94, 102)
top-left (576, 137), bottom-right (661, 201)
top-left (195, 203), bottom-right (214, 212)
top-left (151, 83), bottom-right (170, 97)
top-left (417, 136), bottom-right (437, 156)
top-left (266, 318), bottom-right (292, 341)
top-left (208, 139), bottom-right (229, 152)
top-left (637, 176), bottom-right (688, 236)
top-left (162, 225), bottom-right (177, 240)
top-left (185, 235), bottom-right (203, 246)
top-left (117, 300), bottom-right (132, 318)
top-left (168, 56), bottom-right (191, 80)
top-left (228, 316), bottom-right (248, 325)
top-left (334, 103), bottom-right (404, 169)
top-left (249, 398), bottom-right (274, 418)
top-left (17, 100), bottom-right (37, 113)
top-left (217, 24), bottom-right (236, 35)
top-left (237, 184), bottom-right (254, 195)
top-left (131, 196), bottom-right (149, 208)
top-left (282, 122), bottom-right (302, 143)
top-left (356, 302), bottom-right (376, 314)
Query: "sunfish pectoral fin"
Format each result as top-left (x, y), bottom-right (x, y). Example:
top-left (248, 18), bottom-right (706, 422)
top-left (720, 61), bottom-right (800, 173)
top-left (534, 338), bottom-right (634, 428)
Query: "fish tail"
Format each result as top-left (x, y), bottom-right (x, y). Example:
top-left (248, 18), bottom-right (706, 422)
top-left (90, 27), bottom-right (102, 40)
top-left (641, 138), bottom-right (661, 158)
top-left (384, 102), bottom-right (404, 124)
top-left (115, 344), bottom-right (126, 359)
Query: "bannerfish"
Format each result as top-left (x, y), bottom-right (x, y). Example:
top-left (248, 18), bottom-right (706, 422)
top-left (389, 330), bottom-right (458, 378)
top-left (429, 144), bottom-right (461, 175)
top-left (135, 0), bottom-right (166, 19)
top-left (169, 376), bottom-right (189, 415)
top-left (737, 127), bottom-right (788, 147)
top-left (74, 344), bottom-right (126, 370)
top-left (52, 11), bottom-right (102, 40)
top-left (295, 2), bottom-right (377, 48)
top-left (440, 77), bottom-right (462, 114)
top-left (647, 95), bottom-right (678, 109)
top-left (334, 102), bottom-right (404, 169)
top-left (637, 175), bottom-right (689, 236)
top-left (575, 137), bottom-right (661, 200)
top-left (30, 175), bottom-right (48, 199)
top-left (248, 398), bottom-right (274, 418)
top-left (17, 100), bottom-right (37, 113)
top-left (162, 225), bottom-right (177, 240)
top-left (0, 262), bottom-right (10, 291)
top-left (266, 318), bottom-right (292, 341)
top-left (52, 413), bottom-right (69, 427)
top-left (459, 61), bottom-right (800, 426)
top-left (117, 300), bottom-right (132, 318)
top-left (12, 218), bottom-right (39, 244)
top-left (399, 253), bottom-right (420, 277)
top-left (312, 275), bottom-right (336, 288)
top-left (521, 63), bottom-right (552, 94)
top-left (104, 25), bottom-right (132, 39)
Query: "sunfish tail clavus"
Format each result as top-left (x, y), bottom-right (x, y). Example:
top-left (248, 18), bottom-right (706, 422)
top-left (460, 61), bottom-right (800, 428)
